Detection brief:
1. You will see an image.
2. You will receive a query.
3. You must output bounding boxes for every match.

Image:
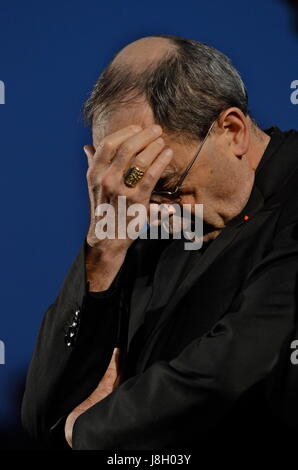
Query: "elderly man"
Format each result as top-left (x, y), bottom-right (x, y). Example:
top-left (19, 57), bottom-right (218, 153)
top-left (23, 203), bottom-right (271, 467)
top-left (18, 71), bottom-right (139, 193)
top-left (22, 34), bottom-right (298, 450)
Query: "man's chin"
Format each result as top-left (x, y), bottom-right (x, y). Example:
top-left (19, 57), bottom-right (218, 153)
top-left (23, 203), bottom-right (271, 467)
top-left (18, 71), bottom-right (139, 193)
top-left (202, 229), bottom-right (222, 242)
top-left (202, 220), bottom-right (224, 241)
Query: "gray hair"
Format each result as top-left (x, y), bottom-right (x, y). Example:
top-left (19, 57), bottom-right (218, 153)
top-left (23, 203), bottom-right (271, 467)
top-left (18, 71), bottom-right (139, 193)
top-left (84, 34), bottom-right (251, 140)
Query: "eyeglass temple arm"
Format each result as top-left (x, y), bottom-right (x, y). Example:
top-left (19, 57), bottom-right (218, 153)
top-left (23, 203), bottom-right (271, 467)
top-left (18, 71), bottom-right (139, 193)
top-left (174, 120), bottom-right (216, 189)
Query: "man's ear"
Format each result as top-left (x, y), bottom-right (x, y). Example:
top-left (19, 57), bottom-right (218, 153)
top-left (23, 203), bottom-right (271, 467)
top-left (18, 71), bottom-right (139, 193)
top-left (217, 107), bottom-right (250, 158)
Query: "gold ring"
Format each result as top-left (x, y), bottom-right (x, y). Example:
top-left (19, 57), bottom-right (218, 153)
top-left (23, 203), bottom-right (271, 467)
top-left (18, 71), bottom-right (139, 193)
top-left (123, 166), bottom-right (145, 187)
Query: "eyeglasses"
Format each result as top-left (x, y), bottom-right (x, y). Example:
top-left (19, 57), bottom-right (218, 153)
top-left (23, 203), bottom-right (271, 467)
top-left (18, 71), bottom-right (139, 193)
top-left (151, 120), bottom-right (216, 200)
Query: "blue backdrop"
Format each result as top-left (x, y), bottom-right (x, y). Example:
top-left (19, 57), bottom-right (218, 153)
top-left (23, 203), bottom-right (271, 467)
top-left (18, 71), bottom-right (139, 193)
top-left (0, 0), bottom-right (297, 449)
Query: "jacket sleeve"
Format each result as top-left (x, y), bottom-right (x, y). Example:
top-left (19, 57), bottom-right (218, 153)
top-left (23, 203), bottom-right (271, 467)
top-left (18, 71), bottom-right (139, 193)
top-left (71, 217), bottom-right (298, 450)
top-left (21, 238), bottom-right (128, 446)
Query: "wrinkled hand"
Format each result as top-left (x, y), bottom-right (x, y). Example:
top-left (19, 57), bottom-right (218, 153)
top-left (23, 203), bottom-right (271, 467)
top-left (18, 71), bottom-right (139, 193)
top-left (65, 347), bottom-right (122, 448)
top-left (85, 124), bottom-right (173, 253)
top-left (84, 124), bottom-right (173, 291)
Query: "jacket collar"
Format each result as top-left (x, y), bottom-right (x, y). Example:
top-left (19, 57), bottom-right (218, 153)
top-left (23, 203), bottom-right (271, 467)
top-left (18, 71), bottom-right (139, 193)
top-left (228, 126), bottom-right (298, 227)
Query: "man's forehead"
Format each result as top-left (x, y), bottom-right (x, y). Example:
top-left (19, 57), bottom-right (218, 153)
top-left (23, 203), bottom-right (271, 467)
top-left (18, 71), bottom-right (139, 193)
top-left (91, 101), bottom-right (198, 178)
top-left (92, 99), bottom-right (155, 141)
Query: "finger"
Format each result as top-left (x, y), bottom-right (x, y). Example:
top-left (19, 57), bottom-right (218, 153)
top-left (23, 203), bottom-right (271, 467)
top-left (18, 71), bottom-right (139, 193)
top-left (138, 147), bottom-right (174, 192)
top-left (111, 124), bottom-right (163, 170)
top-left (131, 137), bottom-right (165, 171)
top-left (93, 125), bottom-right (143, 167)
top-left (83, 145), bottom-right (95, 166)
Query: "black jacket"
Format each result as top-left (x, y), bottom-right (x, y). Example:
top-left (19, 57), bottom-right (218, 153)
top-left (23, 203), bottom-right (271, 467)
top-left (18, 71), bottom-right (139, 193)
top-left (22, 126), bottom-right (298, 450)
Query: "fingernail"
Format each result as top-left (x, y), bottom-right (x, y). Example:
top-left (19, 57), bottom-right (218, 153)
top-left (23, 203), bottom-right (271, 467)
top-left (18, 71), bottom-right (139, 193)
top-left (132, 125), bottom-right (142, 133)
top-left (156, 137), bottom-right (164, 145)
top-left (152, 125), bottom-right (162, 134)
top-left (164, 148), bottom-right (173, 156)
